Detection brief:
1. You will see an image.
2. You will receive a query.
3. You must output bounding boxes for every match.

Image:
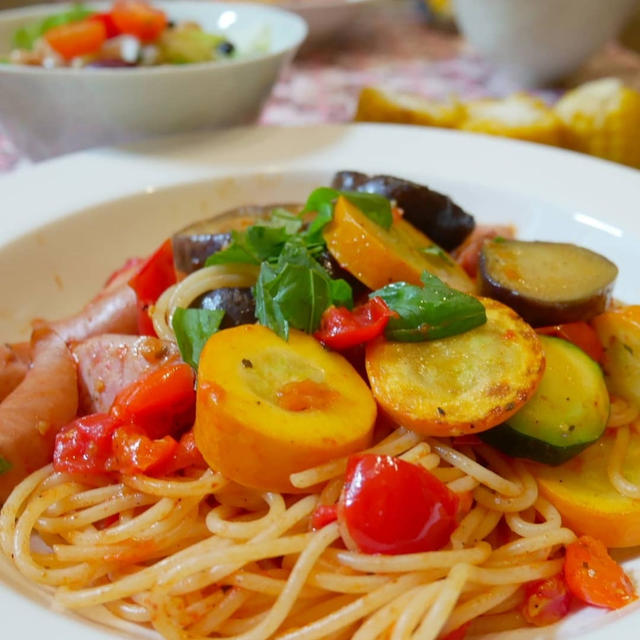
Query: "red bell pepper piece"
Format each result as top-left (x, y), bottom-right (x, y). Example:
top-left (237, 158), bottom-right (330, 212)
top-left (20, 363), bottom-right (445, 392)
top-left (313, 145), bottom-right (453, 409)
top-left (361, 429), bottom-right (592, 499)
top-left (128, 239), bottom-right (176, 336)
top-left (536, 322), bottom-right (604, 363)
top-left (53, 413), bottom-right (120, 474)
top-left (110, 363), bottom-right (196, 439)
top-left (521, 574), bottom-right (571, 626)
top-left (314, 297), bottom-right (396, 350)
top-left (338, 454), bottom-right (459, 555)
top-left (564, 536), bottom-right (636, 610)
top-left (112, 424), bottom-right (178, 475)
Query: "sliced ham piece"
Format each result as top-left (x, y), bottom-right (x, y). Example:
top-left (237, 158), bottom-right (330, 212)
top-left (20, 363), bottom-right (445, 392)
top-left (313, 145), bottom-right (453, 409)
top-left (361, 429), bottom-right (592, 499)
top-left (72, 334), bottom-right (181, 414)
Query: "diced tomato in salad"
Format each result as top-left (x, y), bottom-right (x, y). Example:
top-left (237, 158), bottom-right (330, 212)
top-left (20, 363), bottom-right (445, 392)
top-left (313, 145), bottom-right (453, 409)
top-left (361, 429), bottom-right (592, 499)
top-left (45, 20), bottom-right (107, 60)
top-left (110, 0), bottom-right (167, 43)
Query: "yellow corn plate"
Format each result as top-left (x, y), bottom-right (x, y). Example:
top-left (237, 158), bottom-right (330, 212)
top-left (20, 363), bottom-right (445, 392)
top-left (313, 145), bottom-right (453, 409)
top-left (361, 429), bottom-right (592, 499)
top-left (554, 78), bottom-right (640, 169)
top-left (460, 94), bottom-right (563, 147)
top-left (355, 86), bottom-right (465, 129)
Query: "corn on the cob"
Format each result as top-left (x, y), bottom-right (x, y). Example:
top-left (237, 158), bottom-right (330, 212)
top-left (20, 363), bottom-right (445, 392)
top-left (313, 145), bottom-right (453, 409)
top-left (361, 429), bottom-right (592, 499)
top-left (355, 86), bottom-right (465, 129)
top-left (460, 94), bottom-right (563, 147)
top-left (554, 78), bottom-right (640, 169)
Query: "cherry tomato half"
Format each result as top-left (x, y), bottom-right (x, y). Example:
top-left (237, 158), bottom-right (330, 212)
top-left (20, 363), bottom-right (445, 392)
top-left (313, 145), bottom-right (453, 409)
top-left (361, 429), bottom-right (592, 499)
top-left (536, 322), bottom-right (603, 363)
top-left (564, 536), bottom-right (637, 610)
top-left (53, 413), bottom-right (119, 474)
top-left (521, 574), bottom-right (571, 626)
top-left (338, 454), bottom-right (459, 555)
top-left (110, 362), bottom-right (196, 439)
top-left (314, 297), bottom-right (396, 350)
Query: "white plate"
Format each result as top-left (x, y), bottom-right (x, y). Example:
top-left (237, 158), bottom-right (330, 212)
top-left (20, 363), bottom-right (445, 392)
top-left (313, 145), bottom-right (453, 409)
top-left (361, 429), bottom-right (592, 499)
top-left (1, 123), bottom-right (640, 639)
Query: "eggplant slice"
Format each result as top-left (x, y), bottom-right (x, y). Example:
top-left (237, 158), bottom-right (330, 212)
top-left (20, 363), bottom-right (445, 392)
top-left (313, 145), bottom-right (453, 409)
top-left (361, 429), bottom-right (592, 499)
top-left (479, 239), bottom-right (618, 327)
top-left (331, 171), bottom-right (475, 251)
top-left (172, 204), bottom-right (302, 276)
top-left (191, 288), bottom-right (256, 330)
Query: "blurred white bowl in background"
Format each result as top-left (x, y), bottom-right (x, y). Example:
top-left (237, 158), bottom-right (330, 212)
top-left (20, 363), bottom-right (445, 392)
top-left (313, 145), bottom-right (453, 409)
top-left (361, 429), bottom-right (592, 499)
top-left (279, 0), bottom-right (378, 46)
top-left (0, 1), bottom-right (307, 159)
top-left (453, 0), bottom-right (638, 87)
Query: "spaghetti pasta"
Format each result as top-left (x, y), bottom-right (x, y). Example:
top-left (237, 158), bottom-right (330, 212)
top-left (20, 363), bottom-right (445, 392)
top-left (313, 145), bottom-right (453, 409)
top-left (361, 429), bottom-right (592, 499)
top-left (0, 433), bottom-right (585, 639)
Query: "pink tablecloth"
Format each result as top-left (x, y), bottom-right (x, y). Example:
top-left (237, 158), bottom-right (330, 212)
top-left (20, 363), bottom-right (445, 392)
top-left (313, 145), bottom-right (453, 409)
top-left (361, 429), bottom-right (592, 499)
top-left (2, 0), bottom-right (640, 170)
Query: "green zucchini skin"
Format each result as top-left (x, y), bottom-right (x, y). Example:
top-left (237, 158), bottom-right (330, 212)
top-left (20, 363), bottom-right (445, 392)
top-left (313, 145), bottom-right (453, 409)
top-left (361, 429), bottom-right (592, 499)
top-left (480, 335), bottom-right (609, 465)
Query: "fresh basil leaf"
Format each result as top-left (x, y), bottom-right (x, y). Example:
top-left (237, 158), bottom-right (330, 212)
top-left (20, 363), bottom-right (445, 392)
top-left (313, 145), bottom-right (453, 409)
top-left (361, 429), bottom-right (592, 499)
top-left (0, 456), bottom-right (11, 476)
top-left (254, 239), bottom-right (353, 340)
top-left (301, 187), bottom-right (393, 237)
top-left (12, 4), bottom-right (94, 50)
top-left (266, 208), bottom-right (303, 234)
top-left (206, 225), bottom-right (291, 266)
top-left (341, 191), bottom-right (393, 229)
top-left (420, 245), bottom-right (453, 266)
top-left (254, 262), bottom-right (289, 339)
top-left (330, 278), bottom-right (354, 309)
top-left (172, 307), bottom-right (225, 369)
top-left (274, 264), bottom-right (331, 334)
top-left (371, 271), bottom-right (486, 342)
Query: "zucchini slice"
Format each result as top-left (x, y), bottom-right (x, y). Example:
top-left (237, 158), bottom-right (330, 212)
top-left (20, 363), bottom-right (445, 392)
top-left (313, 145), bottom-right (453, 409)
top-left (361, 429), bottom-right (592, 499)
top-left (365, 297), bottom-right (545, 437)
top-left (593, 305), bottom-right (640, 408)
top-left (478, 239), bottom-right (618, 327)
top-left (480, 335), bottom-right (609, 465)
top-left (323, 196), bottom-right (475, 294)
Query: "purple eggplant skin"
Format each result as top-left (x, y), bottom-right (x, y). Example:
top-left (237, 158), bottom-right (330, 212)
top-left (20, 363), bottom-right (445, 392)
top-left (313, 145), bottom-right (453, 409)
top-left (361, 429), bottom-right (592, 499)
top-left (172, 204), bottom-right (301, 276)
top-left (316, 249), bottom-right (369, 301)
top-left (331, 171), bottom-right (475, 251)
top-left (191, 287), bottom-right (256, 329)
top-left (478, 239), bottom-right (619, 327)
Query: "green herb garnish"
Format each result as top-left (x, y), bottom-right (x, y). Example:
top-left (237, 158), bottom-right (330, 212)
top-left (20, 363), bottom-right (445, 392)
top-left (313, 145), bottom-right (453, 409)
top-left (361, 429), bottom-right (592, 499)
top-left (172, 308), bottom-right (225, 369)
top-left (255, 239), bottom-right (353, 340)
top-left (12, 4), bottom-right (94, 50)
top-left (371, 271), bottom-right (486, 342)
top-left (420, 245), bottom-right (454, 265)
top-left (301, 187), bottom-right (393, 240)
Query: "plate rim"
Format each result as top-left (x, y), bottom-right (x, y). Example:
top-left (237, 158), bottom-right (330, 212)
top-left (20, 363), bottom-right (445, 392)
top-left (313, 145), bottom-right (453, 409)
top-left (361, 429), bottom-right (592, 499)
top-left (2, 123), bottom-right (640, 251)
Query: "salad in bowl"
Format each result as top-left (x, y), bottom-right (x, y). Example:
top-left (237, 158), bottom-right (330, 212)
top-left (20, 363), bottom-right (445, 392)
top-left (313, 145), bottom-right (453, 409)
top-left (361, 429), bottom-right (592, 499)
top-left (5, 0), bottom-right (238, 68)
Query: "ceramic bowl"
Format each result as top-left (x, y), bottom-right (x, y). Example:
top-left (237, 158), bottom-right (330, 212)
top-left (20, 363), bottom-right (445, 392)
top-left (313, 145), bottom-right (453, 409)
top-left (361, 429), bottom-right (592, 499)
top-left (0, 1), bottom-right (307, 159)
top-left (453, 0), bottom-right (638, 87)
